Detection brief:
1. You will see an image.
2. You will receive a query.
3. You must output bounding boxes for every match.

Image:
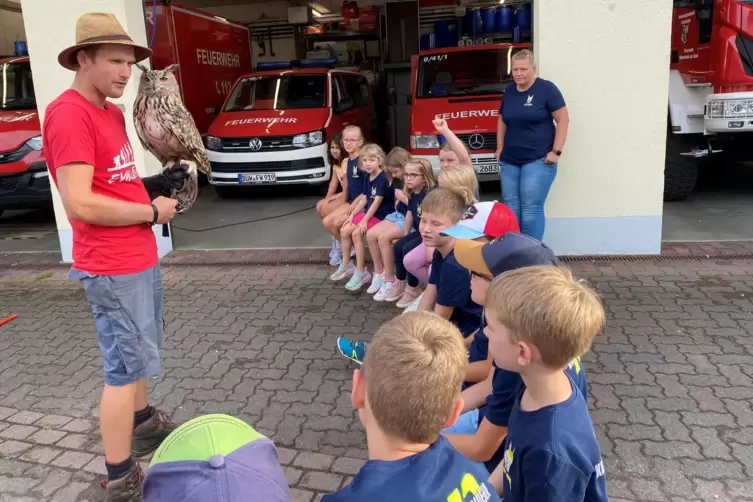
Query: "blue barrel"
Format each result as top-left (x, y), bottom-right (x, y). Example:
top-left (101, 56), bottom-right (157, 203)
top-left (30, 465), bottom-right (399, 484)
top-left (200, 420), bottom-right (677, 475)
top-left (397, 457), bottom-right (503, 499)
top-left (514, 4), bottom-right (531, 31)
top-left (420, 33), bottom-right (437, 50)
top-left (464, 9), bottom-right (483, 37)
top-left (434, 20), bottom-right (456, 48)
top-left (481, 7), bottom-right (497, 33)
top-left (13, 40), bottom-right (28, 56)
top-left (496, 6), bottom-right (514, 32)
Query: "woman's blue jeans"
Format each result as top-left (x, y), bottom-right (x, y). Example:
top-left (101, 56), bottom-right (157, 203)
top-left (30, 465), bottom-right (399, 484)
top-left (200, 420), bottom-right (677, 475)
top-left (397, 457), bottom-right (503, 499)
top-left (499, 158), bottom-right (557, 241)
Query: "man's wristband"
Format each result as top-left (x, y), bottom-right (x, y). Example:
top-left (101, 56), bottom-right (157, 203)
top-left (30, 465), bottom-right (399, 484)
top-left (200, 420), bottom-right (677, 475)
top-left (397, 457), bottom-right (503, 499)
top-left (150, 204), bottom-right (159, 225)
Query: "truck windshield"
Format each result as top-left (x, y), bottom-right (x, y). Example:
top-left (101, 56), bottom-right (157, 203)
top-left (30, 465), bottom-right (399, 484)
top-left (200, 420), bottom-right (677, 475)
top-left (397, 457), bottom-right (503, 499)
top-left (417, 47), bottom-right (524, 98)
top-left (224, 74), bottom-right (327, 111)
top-left (0, 62), bottom-right (36, 110)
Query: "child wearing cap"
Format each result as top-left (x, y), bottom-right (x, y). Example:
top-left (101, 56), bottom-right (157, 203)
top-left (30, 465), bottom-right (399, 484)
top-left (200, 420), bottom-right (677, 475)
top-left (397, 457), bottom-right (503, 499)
top-left (323, 312), bottom-right (501, 502)
top-left (337, 191), bottom-right (517, 364)
top-left (443, 233), bottom-right (589, 477)
top-left (484, 266), bottom-right (608, 500)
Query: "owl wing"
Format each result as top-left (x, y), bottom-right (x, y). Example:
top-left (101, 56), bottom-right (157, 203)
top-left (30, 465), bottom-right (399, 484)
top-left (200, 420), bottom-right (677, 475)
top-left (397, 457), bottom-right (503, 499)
top-left (163, 92), bottom-right (211, 174)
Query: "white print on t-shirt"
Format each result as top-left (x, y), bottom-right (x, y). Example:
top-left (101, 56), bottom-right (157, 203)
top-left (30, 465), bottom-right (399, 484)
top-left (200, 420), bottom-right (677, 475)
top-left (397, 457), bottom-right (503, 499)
top-left (107, 142), bottom-right (139, 184)
top-left (595, 459), bottom-right (605, 478)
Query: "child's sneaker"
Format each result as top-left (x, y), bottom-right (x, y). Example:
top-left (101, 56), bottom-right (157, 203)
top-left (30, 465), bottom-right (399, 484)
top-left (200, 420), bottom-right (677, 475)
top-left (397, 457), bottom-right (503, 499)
top-left (396, 285), bottom-right (422, 309)
top-left (402, 292), bottom-right (423, 313)
top-left (367, 273), bottom-right (385, 294)
top-left (336, 337), bottom-right (368, 365)
top-left (329, 238), bottom-right (342, 266)
top-left (330, 263), bottom-right (354, 281)
top-left (375, 279), bottom-right (404, 302)
top-left (345, 270), bottom-right (372, 291)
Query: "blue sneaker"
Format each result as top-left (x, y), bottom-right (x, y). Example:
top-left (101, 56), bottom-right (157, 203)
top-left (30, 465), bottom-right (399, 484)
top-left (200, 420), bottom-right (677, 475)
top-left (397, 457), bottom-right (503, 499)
top-left (336, 337), bottom-right (368, 365)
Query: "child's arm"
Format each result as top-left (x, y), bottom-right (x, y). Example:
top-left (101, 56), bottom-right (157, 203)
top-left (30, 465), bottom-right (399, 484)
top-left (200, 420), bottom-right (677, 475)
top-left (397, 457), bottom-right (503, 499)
top-left (460, 367), bottom-right (494, 413)
top-left (403, 212), bottom-right (413, 237)
top-left (418, 283), bottom-right (438, 311)
top-left (445, 419), bottom-right (507, 463)
top-left (357, 195), bottom-right (383, 234)
top-left (434, 118), bottom-right (472, 166)
top-left (348, 197), bottom-right (367, 219)
top-left (464, 329), bottom-right (476, 348)
top-left (488, 462), bottom-right (505, 496)
top-left (465, 352), bottom-right (494, 384)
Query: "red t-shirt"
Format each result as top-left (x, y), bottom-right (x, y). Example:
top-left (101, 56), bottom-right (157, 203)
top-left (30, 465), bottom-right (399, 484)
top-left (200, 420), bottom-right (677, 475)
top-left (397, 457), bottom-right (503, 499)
top-left (43, 89), bottom-right (158, 275)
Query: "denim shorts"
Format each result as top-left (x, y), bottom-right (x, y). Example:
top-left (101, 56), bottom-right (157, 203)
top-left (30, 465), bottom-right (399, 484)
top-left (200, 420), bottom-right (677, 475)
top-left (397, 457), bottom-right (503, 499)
top-left (69, 264), bottom-right (164, 387)
top-left (384, 211), bottom-right (406, 232)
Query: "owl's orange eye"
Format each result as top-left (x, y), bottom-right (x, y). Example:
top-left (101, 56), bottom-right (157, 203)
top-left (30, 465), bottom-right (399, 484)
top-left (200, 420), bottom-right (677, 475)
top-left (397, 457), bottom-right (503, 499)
top-left (159, 76), bottom-right (168, 82)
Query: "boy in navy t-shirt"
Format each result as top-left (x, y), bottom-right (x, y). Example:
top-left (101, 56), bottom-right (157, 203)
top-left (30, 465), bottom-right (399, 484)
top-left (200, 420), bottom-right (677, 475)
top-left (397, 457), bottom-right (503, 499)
top-left (443, 233), bottom-right (588, 474)
top-left (484, 265), bottom-right (608, 500)
top-left (322, 311), bottom-right (500, 502)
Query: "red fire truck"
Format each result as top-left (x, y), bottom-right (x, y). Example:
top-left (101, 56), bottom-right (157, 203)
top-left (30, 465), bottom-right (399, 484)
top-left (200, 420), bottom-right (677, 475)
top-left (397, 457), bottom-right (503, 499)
top-left (0, 1), bottom-right (251, 218)
top-left (666, 0), bottom-right (753, 200)
top-left (408, 42), bottom-right (530, 182)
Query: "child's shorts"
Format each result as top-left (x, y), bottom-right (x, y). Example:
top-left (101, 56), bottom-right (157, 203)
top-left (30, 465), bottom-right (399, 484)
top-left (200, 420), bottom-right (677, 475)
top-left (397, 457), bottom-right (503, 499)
top-left (384, 211), bottom-right (406, 232)
top-left (353, 212), bottom-right (381, 229)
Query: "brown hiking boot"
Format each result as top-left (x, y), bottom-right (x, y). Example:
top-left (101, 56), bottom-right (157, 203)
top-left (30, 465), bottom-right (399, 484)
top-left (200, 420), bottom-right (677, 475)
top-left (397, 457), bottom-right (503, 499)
top-left (104, 462), bottom-right (144, 502)
top-left (131, 409), bottom-right (177, 458)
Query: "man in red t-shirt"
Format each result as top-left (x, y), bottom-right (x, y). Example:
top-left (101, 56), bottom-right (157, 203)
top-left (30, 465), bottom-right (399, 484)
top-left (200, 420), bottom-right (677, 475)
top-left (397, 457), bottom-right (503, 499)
top-left (43, 13), bottom-right (187, 500)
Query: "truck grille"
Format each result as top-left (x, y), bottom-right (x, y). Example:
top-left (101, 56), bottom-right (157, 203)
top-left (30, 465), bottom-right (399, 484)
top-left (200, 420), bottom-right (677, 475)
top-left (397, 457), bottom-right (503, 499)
top-left (0, 144), bottom-right (32, 164)
top-left (0, 174), bottom-right (22, 194)
top-left (210, 157), bottom-right (325, 173)
top-left (456, 133), bottom-right (497, 151)
top-left (219, 135), bottom-right (296, 152)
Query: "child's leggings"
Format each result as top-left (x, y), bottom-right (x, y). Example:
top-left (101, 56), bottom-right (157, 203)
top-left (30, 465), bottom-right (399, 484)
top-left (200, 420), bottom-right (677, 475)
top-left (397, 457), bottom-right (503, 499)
top-left (393, 232), bottom-right (423, 287)
top-left (404, 242), bottom-right (431, 287)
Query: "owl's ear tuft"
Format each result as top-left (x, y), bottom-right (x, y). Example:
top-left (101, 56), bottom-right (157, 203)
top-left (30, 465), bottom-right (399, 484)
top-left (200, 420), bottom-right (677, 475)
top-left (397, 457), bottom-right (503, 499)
top-left (135, 63), bottom-right (149, 73)
top-left (165, 63), bottom-right (180, 73)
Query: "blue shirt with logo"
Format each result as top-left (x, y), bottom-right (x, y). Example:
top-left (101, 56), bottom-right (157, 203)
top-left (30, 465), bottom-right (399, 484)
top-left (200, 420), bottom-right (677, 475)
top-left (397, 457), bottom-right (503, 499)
top-left (429, 249), bottom-right (484, 337)
top-left (499, 78), bottom-right (566, 166)
top-left (467, 325), bottom-right (489, 364)
top-left (345, 156), bottom-right (364, 203)
top-left (407, 188), bottom-right (429, 232)
top-left (499, 375), bottom-right (608, 502)
top-left (364, 171), bottom-right (394, 220)
top-left (321, 435), bottom-right (501, 502)
top-left (479, 357), bottom-right (588, 472)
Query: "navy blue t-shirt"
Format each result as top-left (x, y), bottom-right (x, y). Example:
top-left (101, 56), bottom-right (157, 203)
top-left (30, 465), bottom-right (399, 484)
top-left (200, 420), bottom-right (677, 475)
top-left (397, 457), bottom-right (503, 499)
top-left (364, 171), bottom-right (394, 220)
top-left (500, 78), bottom-right (566, 166)
top-left (467, 325), bottom-right (489, 364)
top-left (499, 375), bottom-right (608, 502)
top-left (407, 188), bottom-right (429, 232)
top-left (429, 249), bottom-right (484, 337)
top-left (479, 356), bottom-right (588, 472)
top-left (345, 156), bottom-right (364, 203)
top-left (322, 435), bottom-right (501, 502)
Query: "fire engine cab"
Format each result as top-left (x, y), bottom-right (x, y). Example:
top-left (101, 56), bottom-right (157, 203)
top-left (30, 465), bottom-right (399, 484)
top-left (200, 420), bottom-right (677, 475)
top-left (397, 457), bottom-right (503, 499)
top-left (204, 58), bottom-right (374, 196)
top-left (667, 0), bottom-right (753, 200)
top-left (409, 43), bottom-right (530, 181)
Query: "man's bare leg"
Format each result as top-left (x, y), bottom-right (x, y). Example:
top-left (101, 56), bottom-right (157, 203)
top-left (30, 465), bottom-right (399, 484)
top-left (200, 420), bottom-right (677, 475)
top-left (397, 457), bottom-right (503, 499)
top-left (101, 383), bottom-right (137, 464)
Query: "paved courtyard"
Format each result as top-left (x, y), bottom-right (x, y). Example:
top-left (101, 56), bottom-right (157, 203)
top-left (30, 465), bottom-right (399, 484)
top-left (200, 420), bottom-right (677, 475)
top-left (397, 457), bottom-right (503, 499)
top-left (0, 257), bottom-right (752, 501)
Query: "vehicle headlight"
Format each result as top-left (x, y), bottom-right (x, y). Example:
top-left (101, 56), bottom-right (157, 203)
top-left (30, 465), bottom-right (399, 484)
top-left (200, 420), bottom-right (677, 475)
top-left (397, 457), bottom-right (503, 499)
top-left (205, 135), bottom-right (222, 150)
top-left (293, 131), bottom-right (324, 147)
top-left (25, 136), bottom-right (43, 151)
top-left (410, 135), bottom-right (440, 150)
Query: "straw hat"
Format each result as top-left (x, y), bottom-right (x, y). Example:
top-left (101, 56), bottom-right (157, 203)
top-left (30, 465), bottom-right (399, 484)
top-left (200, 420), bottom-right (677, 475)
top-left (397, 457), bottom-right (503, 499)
top-left (58, 12), bottom-right (152, 71)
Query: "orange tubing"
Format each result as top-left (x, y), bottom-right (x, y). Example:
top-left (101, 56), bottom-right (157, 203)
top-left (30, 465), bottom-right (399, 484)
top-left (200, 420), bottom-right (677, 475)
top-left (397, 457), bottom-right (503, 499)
top-left (0, 314), bottom-right (17, 327)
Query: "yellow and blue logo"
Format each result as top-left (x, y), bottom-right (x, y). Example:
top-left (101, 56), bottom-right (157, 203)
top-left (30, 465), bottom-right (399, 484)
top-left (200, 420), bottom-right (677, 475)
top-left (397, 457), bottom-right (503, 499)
top-left (446, 473), bottom-right (493, 502)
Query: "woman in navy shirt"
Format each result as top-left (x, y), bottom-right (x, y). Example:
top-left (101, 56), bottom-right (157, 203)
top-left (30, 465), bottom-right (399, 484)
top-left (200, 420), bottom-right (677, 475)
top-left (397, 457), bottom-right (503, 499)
top-left (496, 49), bottom-right (569, 241)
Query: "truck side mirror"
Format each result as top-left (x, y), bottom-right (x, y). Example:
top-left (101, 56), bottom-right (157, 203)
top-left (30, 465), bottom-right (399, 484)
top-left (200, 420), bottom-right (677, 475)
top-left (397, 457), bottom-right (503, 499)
top-left (335, 99), bottom-right (354, 113)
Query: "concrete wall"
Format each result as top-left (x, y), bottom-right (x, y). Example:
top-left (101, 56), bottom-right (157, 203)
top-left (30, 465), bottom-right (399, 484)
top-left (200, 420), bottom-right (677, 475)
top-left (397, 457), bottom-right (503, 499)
top-left (534, 0), bottom-right (671, 254)
top-left (19, 0), bottom-right (171, 262)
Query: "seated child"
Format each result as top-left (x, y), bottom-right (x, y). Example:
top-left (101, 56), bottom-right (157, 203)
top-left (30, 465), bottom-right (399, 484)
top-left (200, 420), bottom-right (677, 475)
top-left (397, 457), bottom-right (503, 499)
top-left (364, 147), bottom-right (412, 297)
top-left (484, 266), bottom-right (607, 500)
top-left (442, 235), bottom-right (590, 477)
top-left (322, 125), bottom-right (365, 264)
top-left (399, 164), bottom-right (479, 311)
top-left (322, 312), bottom-right (501, 502)
top-left (316, 133), bottom-right (346, 265)
top-left (331, 144), bottom-right (394, 292)
top-left (375, 158), bottom-right (437, 302)
top-left (142, 413), bottom-right (291, 502)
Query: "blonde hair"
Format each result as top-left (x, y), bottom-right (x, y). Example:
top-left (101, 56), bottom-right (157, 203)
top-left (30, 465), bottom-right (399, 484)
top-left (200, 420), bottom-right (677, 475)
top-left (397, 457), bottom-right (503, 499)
top-left (439, 141), bottom-right (471, 156)
top-left (359, 143), bottom-right (386, 177)
top-left (438, 164), bottom-right (478, 204)
top-left (486, 266), bottom-right (605, 369)
top-left (385, 147), bottom-right (412, 169)
top-left (421, 187), bottom-right (465, 224)
top-left (404, 158), bottom-right (437, 198)
top-left (342, 124), bottom-right (364, 140)
top-left (363, 311), bottom-right (468, 443)
top-left (512, 49), bottom-right (536, 66)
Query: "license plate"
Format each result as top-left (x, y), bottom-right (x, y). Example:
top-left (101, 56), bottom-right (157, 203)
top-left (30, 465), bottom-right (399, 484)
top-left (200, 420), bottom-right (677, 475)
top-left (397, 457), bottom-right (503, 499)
top-left (238, 173), bottom-right (276, 184)
top-left (477, 163), bottom-right (499, 174)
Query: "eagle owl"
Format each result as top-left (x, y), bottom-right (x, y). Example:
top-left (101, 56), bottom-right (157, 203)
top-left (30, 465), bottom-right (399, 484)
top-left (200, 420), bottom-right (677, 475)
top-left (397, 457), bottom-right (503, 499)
top-left (133, 63), bottom-right (210, 212)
